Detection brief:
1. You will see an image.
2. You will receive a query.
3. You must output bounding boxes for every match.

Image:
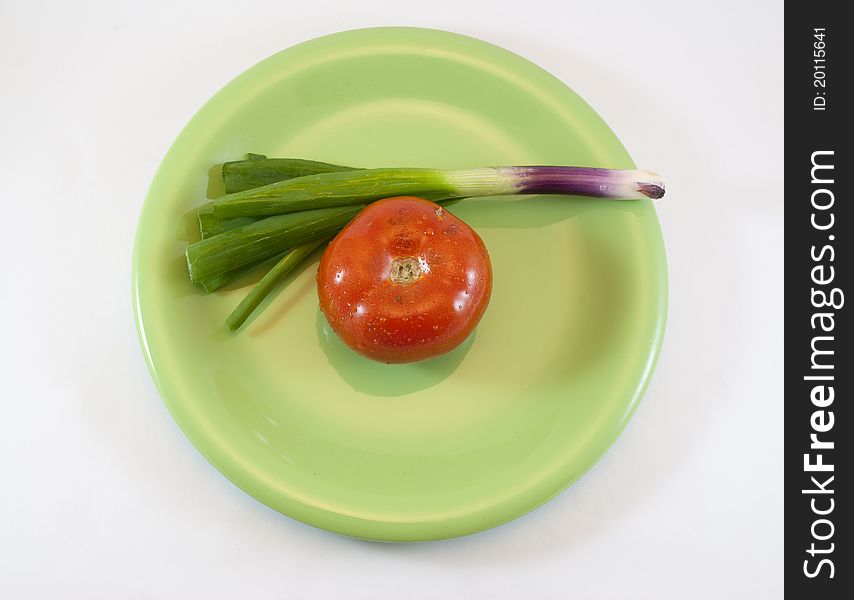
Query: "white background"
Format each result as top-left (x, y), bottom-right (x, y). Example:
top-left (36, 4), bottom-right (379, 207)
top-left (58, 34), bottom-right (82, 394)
top-left (0, 1), bottom-right (783, 598)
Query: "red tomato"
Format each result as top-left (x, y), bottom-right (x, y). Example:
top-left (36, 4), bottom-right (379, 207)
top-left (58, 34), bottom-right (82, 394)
top-left (317, 196), bottom-right (492, 363)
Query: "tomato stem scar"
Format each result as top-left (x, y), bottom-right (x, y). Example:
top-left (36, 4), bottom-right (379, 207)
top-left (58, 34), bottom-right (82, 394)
top-left (389, 257), bottom-right (421, 284)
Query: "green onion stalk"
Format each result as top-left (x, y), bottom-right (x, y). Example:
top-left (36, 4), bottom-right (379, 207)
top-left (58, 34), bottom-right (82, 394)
top-left (210, 166), bottom-right (665, 218)
top-left (188, 159), bottom-right (665, 332)
top-left (186, 205), bottom-right (362, 284)
top-left (197, 252), bottom-right (288, 293)
top-left (199, 157), bottom-right (360, 239)
top-left (222, 157), bottom-right (357, 193)
top-left (224, 237), bottom-right (330, 331)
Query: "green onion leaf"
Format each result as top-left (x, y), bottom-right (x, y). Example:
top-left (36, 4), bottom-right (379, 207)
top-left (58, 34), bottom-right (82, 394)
top-left (225, 237), bottom-right (330, 331)
top-left (185, 205), bottom-right (362, 284)
top-left (222, 157), bottom-right (358, 193)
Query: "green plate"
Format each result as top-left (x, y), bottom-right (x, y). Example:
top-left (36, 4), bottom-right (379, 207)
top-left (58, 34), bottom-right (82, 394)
top-left (133, 27), bottom-right (667, 541)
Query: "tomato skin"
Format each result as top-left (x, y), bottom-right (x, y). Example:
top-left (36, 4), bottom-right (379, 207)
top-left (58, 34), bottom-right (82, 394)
top-left (317, 196), bottom-right (492, 363)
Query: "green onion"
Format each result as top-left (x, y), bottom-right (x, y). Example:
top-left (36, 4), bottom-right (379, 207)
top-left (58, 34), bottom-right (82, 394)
top-left (225, 238), bottom-right (329, 331)
top-left (183, 158), bottom-right (666, 331)
top-left (197, 204), bottom-right (260, 239)
top-left (222, 157), bottom-right (357, 193)
top-left (211, 166), bottom-right (665, 218)
top-left (212, 168), bottom-right (453, 218)
top-left (198, 252), bottom-right (286, 293)
top-left (198, 193), bottom-right (458, 239)
top-left (199, 156), bottom-right (360, 238)
top-left (185, 205), bottom-right (362, 284)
